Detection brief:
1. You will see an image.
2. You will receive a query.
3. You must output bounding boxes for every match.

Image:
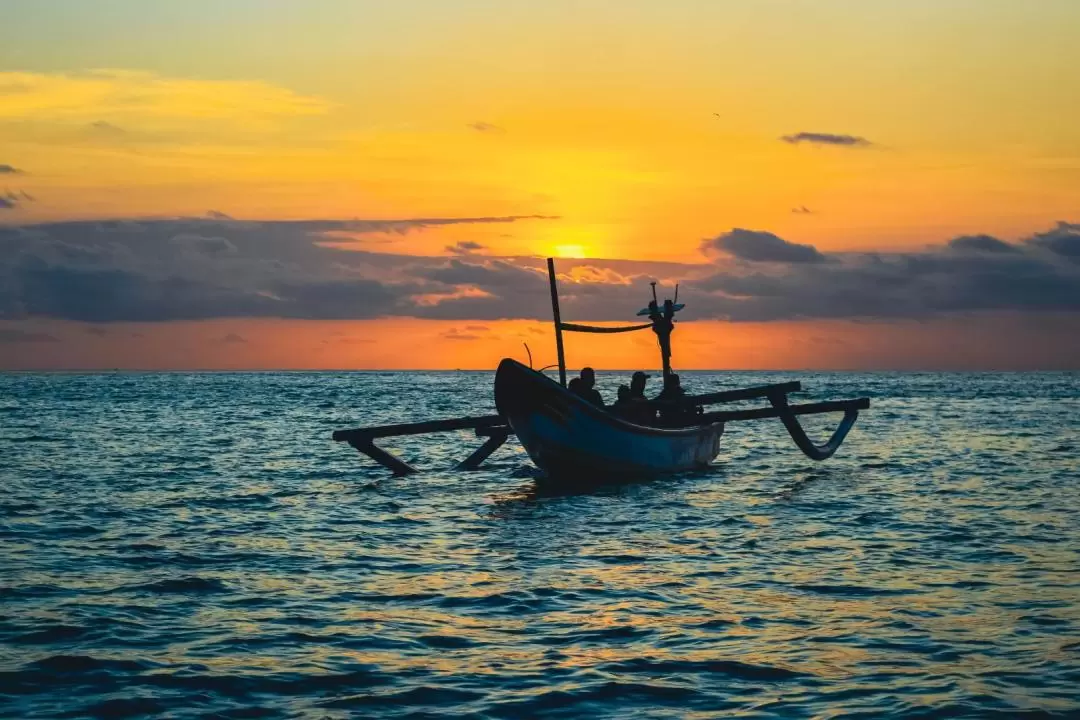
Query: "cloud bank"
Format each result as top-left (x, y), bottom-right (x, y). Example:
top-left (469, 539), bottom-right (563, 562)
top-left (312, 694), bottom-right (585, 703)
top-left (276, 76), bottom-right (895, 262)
top-left (1, 216), bottom-right (1077, 325)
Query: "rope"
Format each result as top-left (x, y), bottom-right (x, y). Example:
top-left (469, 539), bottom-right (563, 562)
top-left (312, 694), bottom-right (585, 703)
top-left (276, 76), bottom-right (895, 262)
top-left (559, 322), bottom-right (652, 334)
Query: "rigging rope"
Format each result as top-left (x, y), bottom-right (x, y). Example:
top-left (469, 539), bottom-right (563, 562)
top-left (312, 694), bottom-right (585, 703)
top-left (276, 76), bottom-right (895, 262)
top-left (558, 322), bottom-right (653, 334)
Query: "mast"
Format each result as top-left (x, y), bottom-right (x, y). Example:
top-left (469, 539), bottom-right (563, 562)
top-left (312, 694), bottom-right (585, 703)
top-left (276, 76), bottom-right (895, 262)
top-left (652, 301), bottom-right (676, 381)
top-left (644, 284), bottom-right (677, 382)
top-left (546, 258), bottom-right (567, 386)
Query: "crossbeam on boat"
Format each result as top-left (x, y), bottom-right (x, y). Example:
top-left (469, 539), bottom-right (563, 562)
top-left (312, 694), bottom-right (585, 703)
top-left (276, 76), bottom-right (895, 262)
top-left (702, 397), bottom-right (868, 423)
top-left (332, 414), bottom-right (513, 476)
top-left (682, 381), bottom-right (802, 407)
top-left (703, 396), bottom-right (870, 461)
top-left (332, 414), bottom-right (508, 442)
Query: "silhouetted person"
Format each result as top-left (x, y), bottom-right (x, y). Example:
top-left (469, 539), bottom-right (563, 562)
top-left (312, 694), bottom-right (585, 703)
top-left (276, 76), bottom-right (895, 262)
top-left (657, 373), bottom-right (685, 402)
top-left (656, 373), bottom-right (689, 425)
top-left (567, 366), bottom-right (604, 406)
top-left (613, 384), bottom-right (632, 408)
top-left (618, 371), bottom-right (656, 424)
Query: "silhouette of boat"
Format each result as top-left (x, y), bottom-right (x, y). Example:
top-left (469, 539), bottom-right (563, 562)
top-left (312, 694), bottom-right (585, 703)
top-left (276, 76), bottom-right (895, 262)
top-left (494, 358), bottom-right (724, 476)
top-left (333, 258), bottom-right (869, 478)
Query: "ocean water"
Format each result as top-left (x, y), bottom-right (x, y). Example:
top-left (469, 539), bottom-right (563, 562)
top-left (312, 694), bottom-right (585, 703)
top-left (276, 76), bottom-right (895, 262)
top-left (1, 370), bottom-right (1078, 719)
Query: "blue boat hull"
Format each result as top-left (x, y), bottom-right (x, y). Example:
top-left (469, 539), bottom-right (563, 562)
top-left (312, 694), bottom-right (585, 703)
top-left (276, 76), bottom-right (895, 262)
top-left (494, 359), bottom-right (723, 478)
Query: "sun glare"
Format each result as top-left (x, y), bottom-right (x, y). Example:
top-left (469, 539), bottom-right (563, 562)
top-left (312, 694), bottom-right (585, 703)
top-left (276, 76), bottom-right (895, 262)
top-left (554, 244), bottom-right (588, 258)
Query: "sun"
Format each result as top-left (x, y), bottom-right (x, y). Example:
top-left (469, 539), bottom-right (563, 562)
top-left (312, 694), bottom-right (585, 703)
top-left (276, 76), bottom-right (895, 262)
top-left (554, 244), bottom-right (588, 258)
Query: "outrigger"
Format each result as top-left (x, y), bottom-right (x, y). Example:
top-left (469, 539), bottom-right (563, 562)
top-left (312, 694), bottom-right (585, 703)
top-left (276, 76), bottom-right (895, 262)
top-left (333, 258), bottom-right (869, 478)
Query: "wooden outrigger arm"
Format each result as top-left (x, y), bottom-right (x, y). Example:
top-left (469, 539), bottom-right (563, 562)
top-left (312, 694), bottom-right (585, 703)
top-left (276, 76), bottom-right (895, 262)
top-left (332, 415), bottom-right (510, 476)
top-left (700, 394), bottom-right (869, 461)
top-left (331, 380), bottom-right (869, 473)
top-left (770, 393), bottom-right (865, 461)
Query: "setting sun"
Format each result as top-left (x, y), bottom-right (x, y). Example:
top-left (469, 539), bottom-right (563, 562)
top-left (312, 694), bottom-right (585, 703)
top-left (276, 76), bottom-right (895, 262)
top-left (554, 244), bottom-right (588, 258)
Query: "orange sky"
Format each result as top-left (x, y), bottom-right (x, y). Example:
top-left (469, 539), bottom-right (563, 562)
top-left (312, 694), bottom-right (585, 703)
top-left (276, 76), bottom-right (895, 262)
top-left (3, 315), bottom-right (1078, 372)
top-left (1, 1), bottom-right (1078, 369)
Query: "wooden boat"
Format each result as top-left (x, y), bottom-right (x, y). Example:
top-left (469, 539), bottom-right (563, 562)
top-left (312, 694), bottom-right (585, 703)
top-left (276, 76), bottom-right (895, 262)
top-left (332, 258), bottom-right (869, 478)
top-left (494, 358), bottom-right (725, 477)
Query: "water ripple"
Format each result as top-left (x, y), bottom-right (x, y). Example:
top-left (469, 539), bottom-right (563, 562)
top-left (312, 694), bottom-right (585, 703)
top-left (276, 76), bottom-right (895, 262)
top-left (1, 370), bottom-right (1078, 718)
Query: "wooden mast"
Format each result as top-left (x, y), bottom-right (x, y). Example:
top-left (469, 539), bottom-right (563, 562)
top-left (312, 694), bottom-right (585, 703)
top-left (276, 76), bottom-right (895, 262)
top-left (547, 257), bottom-right (567, 386)
top-left (645, 283), bottom-right (676, 382)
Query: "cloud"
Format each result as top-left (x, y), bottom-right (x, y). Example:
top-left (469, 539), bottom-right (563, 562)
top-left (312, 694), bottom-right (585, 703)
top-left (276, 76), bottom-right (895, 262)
top-left (468, 122), bottom-right (505, 134)
top-left (205, 210), bottom-right (232, 220)
top-left (441, 327), bottom-right (488, 340)
top-left (0, 190), bottom-right (33, 210)
top-left (0, 329), bottom-right (59, 343)
top-left (0, 164), bottom-right (22, 174)
top-left (791, 206), bottom-right (815, 215)
top-left (703, 228), bottom-right (827, 264)
top-left (445, 241), bottom-right (487, 255)
top-left (1027, 221), bottom-right (1080, 261)
top-left (170, 233), bottom-right (237, 256)
top-left (0, 70), bottom-right (331, 124)
top-left (219, 333), bottom-right (246, 344)
top-left (689, 224), bottom-right (1080, 321)
top-left (2, 215), bottom-right (1077, 326)
top-left (947, 235), bottom-right (1019, 254)
top-left (88, 120), bottom-right (127, 136)
top-left (780, 132), bottom-right (872, 147)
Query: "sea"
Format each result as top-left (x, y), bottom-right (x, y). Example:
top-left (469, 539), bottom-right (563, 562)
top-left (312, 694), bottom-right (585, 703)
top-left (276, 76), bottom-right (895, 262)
top-left (1, 371), bottom-right (1078, 719)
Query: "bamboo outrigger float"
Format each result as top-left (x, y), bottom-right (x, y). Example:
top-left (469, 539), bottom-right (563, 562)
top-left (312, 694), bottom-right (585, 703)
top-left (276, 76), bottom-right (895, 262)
top-left (333, 258), bottom-right (869, 478)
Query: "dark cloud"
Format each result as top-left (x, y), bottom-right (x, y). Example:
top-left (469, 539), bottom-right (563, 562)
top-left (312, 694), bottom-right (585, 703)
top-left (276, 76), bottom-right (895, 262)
top-left (703, 228), bottom-right (826, 264)
top-left (205, 210), bottom-right (233, 220)
top-left (14, 263), bottom-right (274, 322)
top-left (688, 225), bottom-right (1080, 322)
top-left (0, 329), bottom-right (59, 343)
top-left (2, 215), bottom-right (1077, 326)
top-left (1, 190), bottom-right (33, 210)
top-left (219, 333), bottom-right (246, 344)
top-left (89, 120), bottom-right (127, 135)
top-left (446, 241), bottom-right (487, 255)
top-left (780, 132), bottom-right (872, 147)
top-left (791, 206), bottom-right (815, 215)
top-left (1026, 221), bottom-right (1080, 261)
top-left (947, 235), bottom-right (1019, 254)
top-left (441, 328), bottom-right (483, 341)
top-left (170, 233), bottom-right (237, 256)
top-left (85, 326), bottom-right (109, 336)
top-left (419, 258), bottom-right (546, 290)
top-left (0, 165), bottom-right (23, 174)
top-left (468, 122), bottom-right (505, 134)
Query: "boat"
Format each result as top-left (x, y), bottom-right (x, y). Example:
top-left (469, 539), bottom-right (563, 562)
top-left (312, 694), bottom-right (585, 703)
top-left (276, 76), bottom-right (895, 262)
top-left (494, 357), bottom-right (725, 477)
top-left (332, 258), bottom-right (869, 478)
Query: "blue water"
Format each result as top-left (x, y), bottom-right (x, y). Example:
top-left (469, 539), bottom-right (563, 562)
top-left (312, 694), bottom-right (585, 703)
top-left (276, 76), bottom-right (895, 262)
top-left (2, 371), bottom-right (1078, 719)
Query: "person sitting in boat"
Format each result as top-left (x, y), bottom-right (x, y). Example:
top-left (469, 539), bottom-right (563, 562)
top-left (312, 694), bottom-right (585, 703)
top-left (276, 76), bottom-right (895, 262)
top-left (567, 366), bottom-right (604, 406)
top-left (619, 371), bottom-right (656, 424)
top-left (657, 373), bottom-right (685, 401)
top-left (655, 373), bottom-right (690, 424)
top-left (613, 384), bottom-right (632, 409)
top-left (629, 371), bottom-right (650, 400)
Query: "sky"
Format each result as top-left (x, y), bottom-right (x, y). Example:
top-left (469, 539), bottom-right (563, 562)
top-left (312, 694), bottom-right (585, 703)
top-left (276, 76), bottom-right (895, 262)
top-left (1, 0), bottom-right (1078, 370)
